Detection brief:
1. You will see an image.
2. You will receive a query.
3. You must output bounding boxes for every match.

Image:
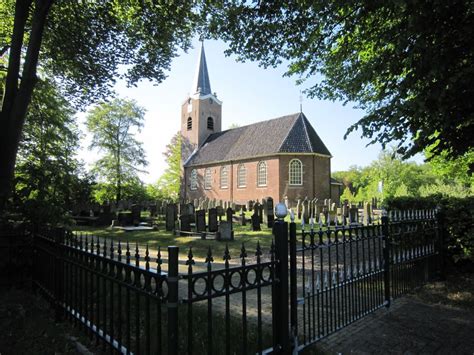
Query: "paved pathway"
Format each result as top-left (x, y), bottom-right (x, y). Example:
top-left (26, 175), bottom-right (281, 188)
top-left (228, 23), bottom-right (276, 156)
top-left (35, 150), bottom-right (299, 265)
top-left (318, 295), bottom-right (474, 354)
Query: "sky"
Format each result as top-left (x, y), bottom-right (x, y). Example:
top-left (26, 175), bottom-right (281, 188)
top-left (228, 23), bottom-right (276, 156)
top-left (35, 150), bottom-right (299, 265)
top-left (77, 38), bottom-right (423, 184)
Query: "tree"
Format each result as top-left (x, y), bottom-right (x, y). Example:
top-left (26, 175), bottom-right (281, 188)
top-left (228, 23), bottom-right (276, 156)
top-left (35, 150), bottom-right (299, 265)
top-left (207, 1), bottom-right (474, 162)
top-left (86, 98), bottom-right (148, 204)
top-left (12, 79), bottom-right (85, 223)
top-left (155, 132), bottom-right (181, 201)
top-left (0, 0), bottom-right (202, 214)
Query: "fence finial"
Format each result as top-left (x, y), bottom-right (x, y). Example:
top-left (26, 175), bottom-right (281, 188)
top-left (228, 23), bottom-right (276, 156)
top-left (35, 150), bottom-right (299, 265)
top-left (205, 246), bottom-right (214, 264)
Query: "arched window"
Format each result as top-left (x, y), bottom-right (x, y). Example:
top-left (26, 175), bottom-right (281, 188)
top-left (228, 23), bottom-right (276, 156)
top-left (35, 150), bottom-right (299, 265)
top-left (204, 168), bottom-right (212, 190)
top-left (207, 117), bottom-right (214, 130)
top-left (289, 159), bottom-right (303, 185)
top-left (237, 164), bottom-right (246, 188)
top-left (257, 161), bottom-right (267, 187)
top-left (187, 117), bottom-right (192, 130)
top-left (220, 166), bottom-right (229, 189)
top-left (190, 169), bottom-right (197, 190)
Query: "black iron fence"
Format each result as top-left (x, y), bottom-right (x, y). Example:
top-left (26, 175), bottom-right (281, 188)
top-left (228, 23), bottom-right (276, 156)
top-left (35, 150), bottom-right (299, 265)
top-left (30, 208), bottom-right (442, 354)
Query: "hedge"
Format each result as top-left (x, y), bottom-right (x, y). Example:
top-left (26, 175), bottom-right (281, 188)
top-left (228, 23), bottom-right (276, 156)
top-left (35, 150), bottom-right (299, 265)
top-left (384, 195), bottom-right (474, 266)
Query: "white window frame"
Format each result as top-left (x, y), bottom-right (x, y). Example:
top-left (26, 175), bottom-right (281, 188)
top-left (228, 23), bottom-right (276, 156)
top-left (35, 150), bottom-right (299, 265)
top-left (237, 164), bottom-right (247, 188)
top-left (220, 166), bottom-right (229, 189)
top-left (257, 161), bottom-right (267, 187)
top-left (204, 168), bottom-right (212, 190)
top-left (289, 159), bottom-right (303, 186)
top-left (190, 169), bottom-right (198, 190)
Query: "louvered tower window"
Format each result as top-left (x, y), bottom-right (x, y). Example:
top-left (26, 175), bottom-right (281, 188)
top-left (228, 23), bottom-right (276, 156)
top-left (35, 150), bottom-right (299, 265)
top-left (207, 117), bottom-right (214, 130)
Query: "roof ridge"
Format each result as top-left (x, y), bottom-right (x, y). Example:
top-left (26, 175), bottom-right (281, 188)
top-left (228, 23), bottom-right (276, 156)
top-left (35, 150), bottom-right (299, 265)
top-left (223, 112), bottom-right (301, 135)
top-left (300, 113), bottom-right (314, 151)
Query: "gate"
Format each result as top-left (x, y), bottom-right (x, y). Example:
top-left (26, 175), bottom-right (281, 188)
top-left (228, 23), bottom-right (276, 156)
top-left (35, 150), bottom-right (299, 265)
top-left (283, 209), bottom-right (441, 352)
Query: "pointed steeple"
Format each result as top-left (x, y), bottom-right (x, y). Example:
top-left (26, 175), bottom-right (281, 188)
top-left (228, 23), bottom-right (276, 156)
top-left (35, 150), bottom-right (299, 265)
top-left (192, 42), bottom-right (212, 96)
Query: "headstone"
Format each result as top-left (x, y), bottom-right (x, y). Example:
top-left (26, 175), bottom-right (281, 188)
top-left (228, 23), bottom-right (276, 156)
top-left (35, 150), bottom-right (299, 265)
top-left (331, 202), bottom-right (336, 212)
top-left (217, 221), bottom-right (234, 241)
top-left (208, 208), bottom-right (218, 232)
top-left (284, 195), bottom-right (289, 209)
top-left (193, 199), bottom-right (199, 209)
top-left (203, 198), bottom-right (209, 211)
top-left (179, 214), bottom-right (191, 235)
top-left (251, 210), bottom-right (261, 231)
top-left (257, 203), bottom-right (264, 223)
top-left (196, 210), bottom-right (206, 233)
top-left (266, 197), bottom-right (274, 228)
top-left (349, 207), bottom-right (359, 225)
top-left (302, 197), bottom-right (309, 224)
top-left (131, 204), bottom-right (141, 226)
top-left (248, 200), bottom-right (254, 212)
top-left (226, 207), bottom-right (234, 226)
top-left (149, 204), bottom-right (157, 217)
top-left (166, 204), bottom-right (176, 231)
top-left (296, 199), bottom-right (301, 219)
top-left (240, 209), bottom-right (246, 226)
top-left (363, 202), bottom-right (372, 225)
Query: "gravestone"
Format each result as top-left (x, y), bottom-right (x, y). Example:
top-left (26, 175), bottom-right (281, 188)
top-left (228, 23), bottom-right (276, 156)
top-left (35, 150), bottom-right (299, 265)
top-left (131, 204), bottom-right (141, 226)
top-left (226, 207), bottom-right (234, 225)
top-left (149, 204), bottom-right (157, 217)
top-left (251, 210), bottom-right (261, 231)
top-left (296, 199), bottom-right (302, 219)
top-left (262, 198), bottom-right (268, 223)
top-left (266, 197), bottom-right (274, 228)
top-left (349, 207), bottom-right (359, 225)
top-left (302, 197), bottom-right (309, 224)
top-left (284, 195), bottom-right (289, 209)
top-left (208, 208), bottom-right (218, 232)
top-left (363, 202), bottom-right (372, 225)
top-left (202, 198), bottom-right (209, 211)
top-left (166, 204), bottom-right (176, 231)
top-left (193, 199), bottom-right (199, 209)
top-left (196, 210), bottom-right (206, 233)
top-left (248, 200), bottom-right (254, 212)
top-left (216, 206), bottom-right (225, 222)
top-left (240, 209), bottom-right (246, 226)
top-left (186, 203), bottom-right (195, 223)
top-left (257, 203), bottom-right (264, 223)
top-left (217, 221), bottom-right (234, 241)
top-left (179, 214), bottom-right (191, 236)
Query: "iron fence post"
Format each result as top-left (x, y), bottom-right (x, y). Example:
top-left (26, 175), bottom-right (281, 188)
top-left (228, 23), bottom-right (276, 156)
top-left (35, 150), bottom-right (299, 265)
top-left (273, 219), bottom-right (290, 353)
top-left (54, 228), bottom-right (65, 321)
top-left (168, 246), bottom-right (179, 355)
top-left (382, 214), bottom-right (391, 308)
top-left (436, 208), bottom-right (446, 280)
top-left (289, 220), bottom-right (298, 350)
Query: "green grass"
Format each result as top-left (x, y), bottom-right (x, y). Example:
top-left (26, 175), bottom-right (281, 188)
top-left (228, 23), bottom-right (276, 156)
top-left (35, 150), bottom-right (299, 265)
top-left (73, 217), bottom-right (275, 260)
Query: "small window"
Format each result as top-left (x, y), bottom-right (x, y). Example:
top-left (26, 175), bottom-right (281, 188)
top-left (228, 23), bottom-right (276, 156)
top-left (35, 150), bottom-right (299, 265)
top-left (257, 161), bottom-right (267, 187)
top-left (237, 164), bottom-right (246, 188)
top-left (204, 168), bottom-right (212, 190)
top-left (187, 117), bottom-right (192, 130)
top-left (289, 159), bottom-right (303, 185)
top-left (207, 117), bottom-right (214, 130)
top-left (220, 166), bottom-right (229, 189)
top-left (190, 169), bottom-right (197, 190)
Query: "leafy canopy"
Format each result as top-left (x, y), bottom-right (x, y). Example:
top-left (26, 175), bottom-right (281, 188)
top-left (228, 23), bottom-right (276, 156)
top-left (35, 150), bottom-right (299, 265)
top-left (207, 1), bottom-right (474, 161)
top-left (87, 98), bottom-right (148, 204)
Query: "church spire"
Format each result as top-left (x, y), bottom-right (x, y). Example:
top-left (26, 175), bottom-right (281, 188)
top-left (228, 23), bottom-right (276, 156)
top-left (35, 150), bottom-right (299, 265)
top-left (191, 42), bottom-right (212, 96)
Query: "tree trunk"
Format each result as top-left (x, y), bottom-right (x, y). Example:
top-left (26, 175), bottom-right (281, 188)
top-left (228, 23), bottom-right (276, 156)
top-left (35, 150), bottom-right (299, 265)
top-left (0, 0), bottom-right (53, 216)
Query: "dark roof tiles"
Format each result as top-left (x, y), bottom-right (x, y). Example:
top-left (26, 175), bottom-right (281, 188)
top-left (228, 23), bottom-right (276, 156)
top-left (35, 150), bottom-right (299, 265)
top-left (185, 112), bottom-right (331, 167)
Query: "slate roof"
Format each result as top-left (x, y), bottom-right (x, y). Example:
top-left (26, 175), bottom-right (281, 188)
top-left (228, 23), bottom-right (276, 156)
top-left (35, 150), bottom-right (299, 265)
top-left (191, 43), bottom-right (212, 95)
top-left (185, 112), bottom-right (331, 167)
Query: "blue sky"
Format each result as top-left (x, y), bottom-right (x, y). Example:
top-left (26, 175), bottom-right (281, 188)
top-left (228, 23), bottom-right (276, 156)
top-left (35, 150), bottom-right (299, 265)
top-left (77, 38), bottom-right (423, 183)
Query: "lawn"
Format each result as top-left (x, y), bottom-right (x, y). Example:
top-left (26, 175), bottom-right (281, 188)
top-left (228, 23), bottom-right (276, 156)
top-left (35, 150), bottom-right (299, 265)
top-left (73, 215), bottom-right (277, 261)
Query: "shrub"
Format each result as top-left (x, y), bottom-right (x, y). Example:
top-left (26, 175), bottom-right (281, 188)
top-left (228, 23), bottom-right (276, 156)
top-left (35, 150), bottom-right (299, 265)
top-left (384, 195), bottom-right (474, 266)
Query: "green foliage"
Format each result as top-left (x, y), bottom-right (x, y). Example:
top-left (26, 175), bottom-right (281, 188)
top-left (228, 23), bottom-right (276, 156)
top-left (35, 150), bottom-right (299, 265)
top-left (333, 149), bottom-right (472, 203)
top-left (87, 98), bottom-right (148, 204)
top-left (385, 195), bottom-right (474, 265)
top-left (92, 179), bottom-right (148, 205)
top-left (154, 132), bottom-right (181, 201)
top-left (207, 1), bottom-right (474, 161)
top-left (11, 79), bottom-right (86, 224)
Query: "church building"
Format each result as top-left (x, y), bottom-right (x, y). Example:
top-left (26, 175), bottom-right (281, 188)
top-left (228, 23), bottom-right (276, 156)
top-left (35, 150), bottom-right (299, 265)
top-left (180, 44), bottom-right (341, 205)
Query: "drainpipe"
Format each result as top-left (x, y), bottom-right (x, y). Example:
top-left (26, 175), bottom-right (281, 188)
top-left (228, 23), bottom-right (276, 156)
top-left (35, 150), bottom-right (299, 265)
top-left (230, 160), bottom-right (234, 202)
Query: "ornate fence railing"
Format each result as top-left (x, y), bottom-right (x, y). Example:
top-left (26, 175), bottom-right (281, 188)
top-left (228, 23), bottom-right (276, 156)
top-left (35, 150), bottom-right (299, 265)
top-left (30, 208), bottom-right (442, 354)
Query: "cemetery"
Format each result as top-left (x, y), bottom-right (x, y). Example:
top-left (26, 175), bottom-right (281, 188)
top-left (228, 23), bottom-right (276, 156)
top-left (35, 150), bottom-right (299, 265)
top-left (1, 2), bottom-right (473, 354)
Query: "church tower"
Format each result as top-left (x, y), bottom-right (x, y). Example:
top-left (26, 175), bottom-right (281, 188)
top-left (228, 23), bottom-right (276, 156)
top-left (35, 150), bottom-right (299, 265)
top-left (181, 43), bottom-right (222, 165)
